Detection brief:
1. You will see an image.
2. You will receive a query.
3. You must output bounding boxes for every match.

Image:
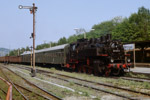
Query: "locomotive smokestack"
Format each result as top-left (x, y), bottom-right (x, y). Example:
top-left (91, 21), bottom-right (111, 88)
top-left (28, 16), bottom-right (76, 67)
top-left (106, 34), bottom-right (112, 41)
top-left (102, 36), bottom-right (106, 42)
top-left (100, 36), bottom-right (103, 42)
top-left (100, 35), bottom-right (106, 42)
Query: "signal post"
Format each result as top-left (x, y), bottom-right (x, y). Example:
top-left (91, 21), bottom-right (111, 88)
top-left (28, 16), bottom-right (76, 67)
top-left (19, 3), bottom-right (38, 77)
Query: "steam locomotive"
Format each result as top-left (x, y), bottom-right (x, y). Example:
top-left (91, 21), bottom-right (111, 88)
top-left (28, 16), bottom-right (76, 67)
top-left (0, 34), bottom-right (131, 76)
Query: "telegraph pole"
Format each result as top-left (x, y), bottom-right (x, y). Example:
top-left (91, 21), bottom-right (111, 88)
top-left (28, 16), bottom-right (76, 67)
top-left (19, 3), bottom-right (38, 77)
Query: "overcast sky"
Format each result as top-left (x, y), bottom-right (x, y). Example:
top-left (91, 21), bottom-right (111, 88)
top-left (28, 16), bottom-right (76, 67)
top-left (0, 0), bottom-right (150, 49)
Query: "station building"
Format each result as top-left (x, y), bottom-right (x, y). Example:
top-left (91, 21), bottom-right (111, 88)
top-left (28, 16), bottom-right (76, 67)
top-left (124, 40), bottom-right (150, 67)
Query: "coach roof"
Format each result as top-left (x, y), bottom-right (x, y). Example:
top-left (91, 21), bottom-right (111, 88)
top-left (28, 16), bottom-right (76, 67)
top-left (21, 44), bottom-right (68, 55)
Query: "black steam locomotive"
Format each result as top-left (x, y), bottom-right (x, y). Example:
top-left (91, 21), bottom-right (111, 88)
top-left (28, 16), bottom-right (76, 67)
top-left (65, 34), bottom-right (130, 76)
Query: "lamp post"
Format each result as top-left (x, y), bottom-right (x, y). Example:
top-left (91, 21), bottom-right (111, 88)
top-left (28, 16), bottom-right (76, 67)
top-left (74, 28), bottom-right (95, 39)
top-left (19, 3), bottom-right (38, 77)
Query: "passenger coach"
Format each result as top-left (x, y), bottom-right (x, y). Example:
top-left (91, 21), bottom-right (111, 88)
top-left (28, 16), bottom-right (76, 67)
top-left (21, 44), bottom-right (68, 66)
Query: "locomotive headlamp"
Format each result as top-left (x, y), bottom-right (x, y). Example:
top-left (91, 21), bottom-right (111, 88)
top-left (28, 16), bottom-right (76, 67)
top-left (111, 59), bottom-right (114, 63)
top-left (127, 59), bottom-right (130, 62)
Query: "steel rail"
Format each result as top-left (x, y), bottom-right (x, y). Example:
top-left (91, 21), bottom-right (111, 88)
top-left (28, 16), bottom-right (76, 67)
top-left (14, 83), bottom-right (51, 100)
top-left (124, 76), bottom-right (150, 81)
top-left (110, 76), bottom-right (150, 83)
top-left (0, 87), bottom-right (7, 94)
top-left (1, 65), bottom-right (62, 100)
top-left (0, 76), bottom-right (12, 100)
top-left (131, 72), bottom-right (150, 75)
top-left (31, 68), bottom-right (150, 97)
top-left (43, 73), bottom-right (137, 100)
top-left (126, 71), bottom-right (150, 76)
top-left (10, 65), bottom-right (150, 99)
top-left (12, 65), bottom-right (138, 100)
top-left (0, 87), bottom-right (15, 100)
top-left (0, 87), bottom-right (7, 96)
top-left (120, 76), bottom-right (150, 83)
top-left (14, 67), bottom-right (150, 82)
top-left (0, 67), bottom-right (28, 100)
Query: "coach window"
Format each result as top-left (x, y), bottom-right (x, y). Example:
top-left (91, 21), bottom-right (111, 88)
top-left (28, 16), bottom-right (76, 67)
top-left (72, 45), bottom-right (76, 51)
top-left (147, 53), bottom-right (150, 57)
top-left (111, 43), bottom-right (115, 48)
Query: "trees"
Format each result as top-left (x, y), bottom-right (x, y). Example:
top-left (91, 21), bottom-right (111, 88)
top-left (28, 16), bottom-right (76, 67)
top-left (36, 43), bottom-right (50, 50)
top-left (112, 7), bottom-right (150, 42)
top-left (58, 37), bottom-right (67, 45)
top-left (84, 16), bottom-right (124, 39)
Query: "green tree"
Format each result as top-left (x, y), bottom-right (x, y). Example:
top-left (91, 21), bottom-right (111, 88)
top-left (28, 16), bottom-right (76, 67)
top-left (58, 37), bottom-right (67, 45)
top-left (36, 43), bottom-right (50, 50)
top-left (112, 7), bottom-right (150, 42)
top-left (68, 35), bottom-right (78, 43)
top-left (86, 16), bottom-right (123, 39)
top-left (26, 46), bottom-right (30, 51)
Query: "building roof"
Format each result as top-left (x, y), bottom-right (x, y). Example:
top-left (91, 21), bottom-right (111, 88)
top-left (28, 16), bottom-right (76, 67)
top-left (124, 40), bottom-right (150, 48)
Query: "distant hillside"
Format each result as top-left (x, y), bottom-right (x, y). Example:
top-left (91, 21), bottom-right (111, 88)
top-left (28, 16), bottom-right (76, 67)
top-left (0, 48), bottom-right (9, 56)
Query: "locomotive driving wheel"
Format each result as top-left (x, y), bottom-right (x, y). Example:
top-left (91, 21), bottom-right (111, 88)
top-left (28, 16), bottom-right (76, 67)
top-left (112, 68), bottom-right (120, 76)
top-left (93, 61), bottom-right (99, 76)
top-left (105, 68), bottom-right (111, 76)
top-left (77, 65), bottom-right (82, 73)
top-left (93, 60), bottom-right (106, 76)
top-left (87, 67), bottom-right (93, 74)
top-left (82, 66), bottom-right (86, 73)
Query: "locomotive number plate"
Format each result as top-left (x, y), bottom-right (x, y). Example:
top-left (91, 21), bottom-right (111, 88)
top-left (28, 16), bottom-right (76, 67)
top-left (113, 50), bottom-right (120, 52)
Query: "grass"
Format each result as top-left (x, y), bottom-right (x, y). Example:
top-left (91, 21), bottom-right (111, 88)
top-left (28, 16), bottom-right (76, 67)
top-left (0, 66), bottom-right (48, 100)
top-left (7, 64), bottom-right (150, 98)
top-left (0, 90), bottom-right (6, 100)
top-left (14, 68), bottom-right (104, 99)
top-left (0, 69), bottom-right (24, 100)
top-left (104, 78), bottom-right (150, 92)
top-left (0, 80), bottom-right (7, 100)
top-left (69, 81), bottom-right (75, 86)
top-left (125, 72), bottom-right (150, 79)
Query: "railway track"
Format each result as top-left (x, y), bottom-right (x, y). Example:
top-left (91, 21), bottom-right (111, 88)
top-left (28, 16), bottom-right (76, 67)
top-left (129, 71), bottom-right (150, 76)
top-left (14, 83), bottom-right (51, 100)
top-left (125, 71), bottom-right (150, 80)
top-left (119, 76), bottom-right (150, 83)
top-left (0, 87), bottom-right (7, 99)
top-left (107, 75), bottom-right (150, 83)
top-left (9, 64), bottom-right (150, 100)
top-left (0, 67), bottom-right (28, 100)
top-left (0, 65), bottom-right (62, 100)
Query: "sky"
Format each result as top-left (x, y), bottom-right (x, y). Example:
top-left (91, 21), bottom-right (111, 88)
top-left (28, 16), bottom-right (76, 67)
top-left (0, 0), bottom-right (150, 49)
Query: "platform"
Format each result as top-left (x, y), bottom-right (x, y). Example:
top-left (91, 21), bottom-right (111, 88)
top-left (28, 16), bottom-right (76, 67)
top-left (130, 67), bottom-right (150, 74)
